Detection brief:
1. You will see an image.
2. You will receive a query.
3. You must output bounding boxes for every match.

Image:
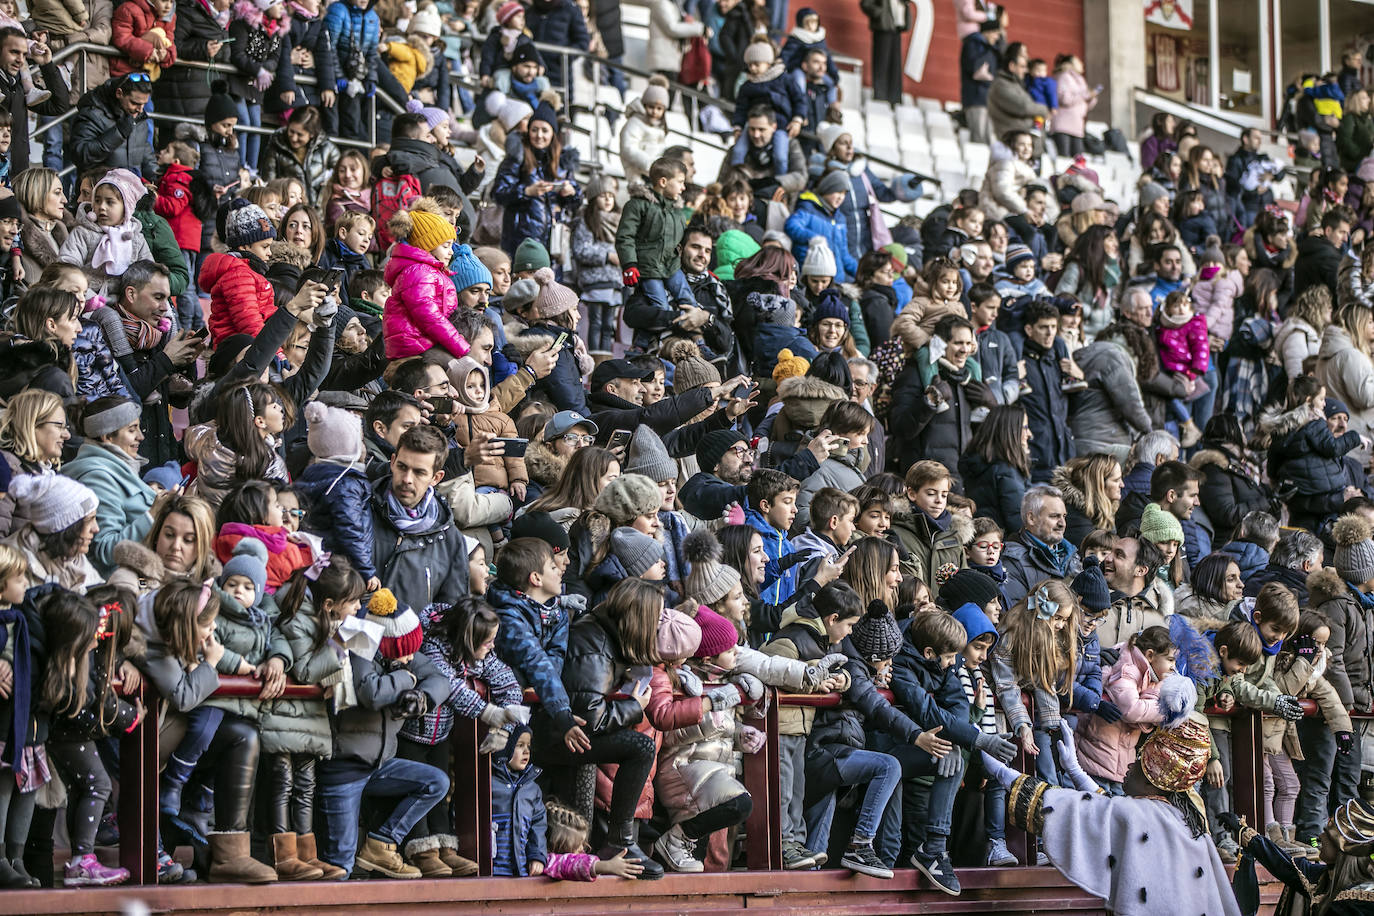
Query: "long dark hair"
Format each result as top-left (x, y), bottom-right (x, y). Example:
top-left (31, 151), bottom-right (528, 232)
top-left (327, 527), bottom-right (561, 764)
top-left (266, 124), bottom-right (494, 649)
top-left (276, 554), bottom-right (366, 650)
top-left (968, 404), bottom-right (1030, 477)
top-left (429, 597), bottom-right (500, 665)
top-left (719, 523), bottom-right (761, 602)
top-left (217, 381), bottom-right (286, 483)
top-left (1063, 224), bottom-right (1116, 296)
top-left (522, 125), bottom-right (564, 181)
top-left (39, 590), bottom-right (98, 716)
top-left (1190, 553), bottom-right (1239, 605)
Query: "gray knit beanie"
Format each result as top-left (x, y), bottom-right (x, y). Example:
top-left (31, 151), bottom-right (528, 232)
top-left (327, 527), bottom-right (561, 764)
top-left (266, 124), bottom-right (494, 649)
top-left (83, 399), bottom-right (141, 439)
top-left (1334, 515), bottom-right (1374, 584)
top-left (593, 473), bottom-right (662, 525)
top-left (623, 428), bottom-right (676, 484)
top-left (683, 528), bottom-right (742, 605)
top-left (610, 527), bottom-right (665, 577)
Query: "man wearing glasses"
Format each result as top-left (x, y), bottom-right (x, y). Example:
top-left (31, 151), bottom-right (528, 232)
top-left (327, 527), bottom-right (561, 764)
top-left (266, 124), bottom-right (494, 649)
top-left (0, 26), bottom-right (68, 174)
top-left (71, 71), bottom-right (157, 177)
top-left (848, 356), bottom-right (885, 474)
top-left (680, 427), bottom-right (839, 521)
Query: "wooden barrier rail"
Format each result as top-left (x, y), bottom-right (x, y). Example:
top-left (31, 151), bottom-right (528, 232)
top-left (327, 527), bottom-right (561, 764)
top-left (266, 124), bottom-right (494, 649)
top-left (109, 679), bottom-right (1358, 884)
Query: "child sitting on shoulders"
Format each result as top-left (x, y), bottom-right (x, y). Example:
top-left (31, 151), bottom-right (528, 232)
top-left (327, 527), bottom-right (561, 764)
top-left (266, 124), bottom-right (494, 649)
top-left (318, 212), bottom-right (375, 289)
top-left (1154, 289), bottom-right (1210, 447)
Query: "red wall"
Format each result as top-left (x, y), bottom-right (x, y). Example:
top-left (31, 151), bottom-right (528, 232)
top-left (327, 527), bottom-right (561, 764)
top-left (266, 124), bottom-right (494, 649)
top-left (809, 0), bottom-right (1086, 103)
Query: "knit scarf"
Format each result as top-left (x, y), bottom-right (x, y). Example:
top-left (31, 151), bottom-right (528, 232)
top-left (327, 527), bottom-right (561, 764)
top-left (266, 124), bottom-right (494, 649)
top-left (91, 220), bottom-right (138, 280)
top-left (114, 300), bottom-right (165, 351)
top-left (500, 26), bottom-right (523, 55)
top-left (789, 25), bottom-right (825, 44)
top-left (386, 486), bottom-right (440, 534)
top-left (350, 296), bottom-right (382, 318)
top-left (936, 356), bottom-right (970, 385)
top-left (748, 62), bottom-right (785, 84)
top-left (0, 607), bottom-right (30, 772)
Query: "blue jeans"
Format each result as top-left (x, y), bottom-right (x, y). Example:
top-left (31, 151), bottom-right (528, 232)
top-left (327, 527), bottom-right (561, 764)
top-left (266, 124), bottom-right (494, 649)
top-left (1167, 396), bottom-right (1191, 426)
top-left (730, 129), bottom-right (791, 177)
top-left (802, 747), bottom-right (902, 858)
top-left (317, 757), bottom-right (450, 876)
top-left (639, 270), bottom-right (696, 310)
top-left (235, 99), bottom-right (262, 170)
top-left (1294, 716), bottom-right (1360, 841)
top-left (1190, 366), bottom-right (1218, 432)
top-left (968, 752), bottom-right (1007, 841)
top-left (1094, 776), bottom-right (1124, 796)
top-left (1032, 727), bottom-right (1062, 786)
top-left (767, 0), bottom-right (789, 35)
top-left (874, 736), bottom-right (962, 859)
top-left (177, 249), bottom-right (204, 331)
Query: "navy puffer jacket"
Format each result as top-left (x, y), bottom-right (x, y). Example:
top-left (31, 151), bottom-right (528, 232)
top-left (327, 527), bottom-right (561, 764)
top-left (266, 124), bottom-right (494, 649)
top-left (297, 460), bottom-right (376, 579)
top-left (492, 146), bottom-right (582, 252)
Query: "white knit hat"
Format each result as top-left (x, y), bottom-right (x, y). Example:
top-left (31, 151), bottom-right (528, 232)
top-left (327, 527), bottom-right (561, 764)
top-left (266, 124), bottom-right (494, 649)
top-left (408, 4), bottom-right (442, 37)
top-left (801, 237), bottom-right (837, 277)
top-left (817, 123), bottom-right (849, 155)
top-left (9, 473), bottom-right (98, 534)
top-left (304, 400), bottom-right (363, 463)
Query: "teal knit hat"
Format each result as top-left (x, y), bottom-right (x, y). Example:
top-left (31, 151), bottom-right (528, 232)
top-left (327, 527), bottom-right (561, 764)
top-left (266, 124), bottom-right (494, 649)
top-left (513, 238), bottom-right (551, 274)
top-left (714, 229), bottom-right (761, 281)
top-left (449, 243), bottom-right (493, 291)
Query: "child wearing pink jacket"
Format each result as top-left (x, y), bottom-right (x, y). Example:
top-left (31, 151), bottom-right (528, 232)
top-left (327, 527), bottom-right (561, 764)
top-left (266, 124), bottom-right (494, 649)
top-left (1073, 626), bottom-right (1177, 795)
top-left (1155, 289), bottom-right (1211, 446)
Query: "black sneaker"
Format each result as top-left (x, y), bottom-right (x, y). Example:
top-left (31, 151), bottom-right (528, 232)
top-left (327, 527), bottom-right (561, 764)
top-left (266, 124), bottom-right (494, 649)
top-left (910, 847), bottom-right (961, 896)
top-left (782, 840), bottom-right (819, 870)
top-left (840, 842), bottom-right (893, 879)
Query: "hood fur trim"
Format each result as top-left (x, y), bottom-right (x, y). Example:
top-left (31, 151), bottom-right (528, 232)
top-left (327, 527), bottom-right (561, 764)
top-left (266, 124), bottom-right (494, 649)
top-left (507, 328), bottom-right (556, 357)
top-left (1049, 466), bottom-right (1088, 512)
top-left (113, 539), bottom-right (165, 581)
top-left (525, 440), bottom-right (566, 487)
top-left (1308, 566), bottom-right (1348, 606)
top-left (1189, 447), bottom-right (1231, 472)
top-left (1256, 402), bottom-right (1322, 443)
top-left (950, 511), bottom-right (975, 548)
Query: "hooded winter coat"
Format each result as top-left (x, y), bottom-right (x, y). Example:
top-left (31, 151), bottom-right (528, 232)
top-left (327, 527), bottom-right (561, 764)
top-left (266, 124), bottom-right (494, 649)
top-left (888, 347), bottom-right (990, 476)
top-left (1316, 324), bottom-right (1374, 447)
top-left (62, 441), bottom-right (154, 576)
top-left (258, 128), bottom-right (341, 207)
top-left (1262, 401), bottom-right (1362, 529)
top-left (1073, 643), bottom-right (1164, 783)
top-left (618, 98), bottom-right (668, 187)
top-left (888, 629), bottom-right (980, 750)
top-left (111, 0), bottom-right (177, 79)
top-left (273, 603), bottom-right (345, 757)
top-left (488, 580), bottom-right (576, 736)
top-left (1068, 338), bottom-right (1152, 464)
top-left (382, 242), bottom-right (468, 360)
top-left (368, 477), bottom-right (472, 612)
top-left (1275, 315), bottom-right (1322, 380)
top-left (70, 78), bottom-right (159, 177)
top-left (1307, 566), bottom-right (1373, 712)
top-left (890, 500), bottom-right (973, 601)
top-left (1262, 648), bottom-right (1352, 758)
top-left (1189, 443), bottom-right (1278, 544)
top-left (491, 752), bottom-right (546, 876)
top-left (227, 1), bottom-right (293, 105)
top-left (153, 162), bottom-right (203, 251)
top-left (979, 154), bottom-right (1037, 221)
top-left (201, 251), bottom-right (276, 344)
top-left (373, 136), bottom-right (464, 195)
top-left (296, 460), bottom-right (376, 580)
top-left (784, 193), bottom-right (857, 283)
top-left (1156, 313), bottom-right (1210, 377)
top-left (58, 204), bottom-right (153, 300)
top-left (1022, 337), bottom-right (1076, 474)
top-left (654, 673), bottom-right (748, 821)
top-left (988, 70), bottom-right (1049, 153)
top-left (153, 0), bottom-right (232, 119)
top-left (1192, 268), bottom-right (1243, 345)
top-left (616, 183), bottom-right (686, 281)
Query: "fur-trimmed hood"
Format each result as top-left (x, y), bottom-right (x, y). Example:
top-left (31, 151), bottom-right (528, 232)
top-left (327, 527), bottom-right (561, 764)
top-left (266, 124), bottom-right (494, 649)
top-left (1307, 566), bottom-right (1348, 606)
top-left (891, 500), bottom-right (976, 548)
top-left (1189, 447), bottom-right (1233, 472)
top-left (1049, 465), bottom-right (1089, 513)
top-left (113, 539), bottom-right (166, 583)
top-left (525, 439), bottom-right (566, 488)
top-left (1256, 402), bottom-right (1323, 446)
top-left (777, 374), bottom-right (847, 429)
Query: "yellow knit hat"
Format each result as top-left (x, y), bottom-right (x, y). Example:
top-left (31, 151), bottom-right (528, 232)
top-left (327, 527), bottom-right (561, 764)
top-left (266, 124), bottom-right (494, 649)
top-left (772, 348), bottom-right (811, 385)
top-left (407, 209), bottom-right (457, 252)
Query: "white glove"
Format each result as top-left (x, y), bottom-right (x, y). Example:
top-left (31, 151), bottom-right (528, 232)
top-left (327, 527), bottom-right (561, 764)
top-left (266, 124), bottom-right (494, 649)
top-left (254, 68), bottom-right (273, 92)
top-left (980, 751), bottom-right (1019, 792)
top-left (478, 703), bottom-right (505, 727)
top-left (502, 704), bottom-right (530, 725)
top-left (346, 78), bottom-right (365, 97)
top-left (1054, 730), bottom-right (1099, 794)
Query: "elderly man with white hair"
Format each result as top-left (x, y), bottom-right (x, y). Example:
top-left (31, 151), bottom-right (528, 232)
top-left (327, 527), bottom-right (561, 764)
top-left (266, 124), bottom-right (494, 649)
top-left (1002, 483), bottom-right (1083, 605)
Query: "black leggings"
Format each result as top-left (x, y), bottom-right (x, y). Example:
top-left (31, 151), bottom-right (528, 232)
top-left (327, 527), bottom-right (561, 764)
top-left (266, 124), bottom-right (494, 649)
top-left (397, 738), bottom-right (452, 840)
top-left (0, 767), bottom-right (36, 859)
top-left (47, 740), bottom-right (111, 856)
top-left (264, 752), bottom-right (318, 836)
top-left (204, 714), bottom-right (261, 833)
top-left (541, 729), bottom-right (655, 840)
top-left (680, 793), bottom-right (752, 840)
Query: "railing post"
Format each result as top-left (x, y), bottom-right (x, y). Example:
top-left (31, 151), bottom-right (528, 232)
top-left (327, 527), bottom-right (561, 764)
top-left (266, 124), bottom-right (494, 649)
top-left (741, 689), bottom-right (781, 870)
top-left (1230, 709), bottom-right (1265, 832)
top-left (451, 713), bottom-right (493, 875)
top-left (118, 682), bottom-right (158, 885)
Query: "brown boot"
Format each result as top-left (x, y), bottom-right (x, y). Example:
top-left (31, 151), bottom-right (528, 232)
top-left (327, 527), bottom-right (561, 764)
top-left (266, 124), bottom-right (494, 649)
top-left (436, 835), bottom-right (479, 877)
top-left (208, 832), bottom-right (278, 884)
top-left (404, 837), bottom-right (453, 877)
top-left (354, 836), bottom-right (421, 879)
top-left (272, 832), bottom-right (325, 881)
top-left (296, 833), bottom-right (346, 880)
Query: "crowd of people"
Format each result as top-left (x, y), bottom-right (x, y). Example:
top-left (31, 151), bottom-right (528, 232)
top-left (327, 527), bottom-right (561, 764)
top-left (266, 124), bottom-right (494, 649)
top-left (0, 0), bottom-right (1369, 908)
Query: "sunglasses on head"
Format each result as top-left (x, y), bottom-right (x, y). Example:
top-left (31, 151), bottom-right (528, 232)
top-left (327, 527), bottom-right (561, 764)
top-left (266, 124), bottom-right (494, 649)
top-left (122, 73), bottom-right (152, 87)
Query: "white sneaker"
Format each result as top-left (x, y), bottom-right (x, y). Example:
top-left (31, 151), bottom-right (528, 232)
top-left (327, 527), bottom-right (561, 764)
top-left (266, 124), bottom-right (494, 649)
top-left (653, 824), bottom-right (704, 873)
top-left (25, 87), bottom-right (50, 107)
top-left (985, 838), bottom-right (1018, 867)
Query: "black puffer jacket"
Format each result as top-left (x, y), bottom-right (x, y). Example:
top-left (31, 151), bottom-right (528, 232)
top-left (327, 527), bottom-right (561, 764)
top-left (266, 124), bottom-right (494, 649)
top-left (277, 13), bottom-right (338, 113)
top-left (228, 13), bottom-right (294, 105)
top-left (1021, 337), bottom-right (1075, 477)
top-left (368, 477), bottom-right (472, 612)
top-left (809, 656), bottom-right (920, 788)
top-left (889, 349), bottom-right (992, 480)
top-left (1189, 441), bottom-right (1279, 543)
top-left (71, 78), bottom-right (158, 176)
top-left (560, 607), bottom-right (645, 736)
top-left (154, 0), bottom-right (232, 121)
top-left (257, 127), bottom-right (340, 207)
top-left (1260, 402), bottom-right (1360, 526)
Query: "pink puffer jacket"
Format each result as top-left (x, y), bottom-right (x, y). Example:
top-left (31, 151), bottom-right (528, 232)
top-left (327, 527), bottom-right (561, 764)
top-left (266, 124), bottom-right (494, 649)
top-left (1073, 644), bottom-right (1164, 783)
top-left (1156, 313), bottom-right (1210, 378)
top-left (381, 243), bottom-right (469, 360)
top-left (1192, 269), bottom-right (1244, 343)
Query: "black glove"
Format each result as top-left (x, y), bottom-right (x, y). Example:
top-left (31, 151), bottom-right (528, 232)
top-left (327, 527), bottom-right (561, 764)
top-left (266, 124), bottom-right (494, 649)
top-left (1337, 730), bottom-right (1355, 756)
top-left (1291, 633), bottom-right (1318, 666)
top-left (1217, 811), bottom-right (1243, 838)
top-left (1093, 699), bottom-right (1124, 723)
top-left (1273, 695), bottom-right (1305, 721)
top-left (394, 688), bottom-right (428, 718)
top-left (116, 114), bottom-right (136, 136)
top-left (1099, 646), bottom-right (1120, 669)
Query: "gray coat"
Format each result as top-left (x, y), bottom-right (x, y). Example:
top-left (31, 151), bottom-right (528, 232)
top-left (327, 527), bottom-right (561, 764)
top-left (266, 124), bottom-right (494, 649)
top-left (206, 587), bottom-right (287, 722)
top-left (1070, 339), bottom-right (1153, 463)
top-left (794, 449), bottom-right (867, 532)
top-left (137, 596), bottom-right (221, 714)
top-left (988, 70), bottom-right (1050, 149)
top-left (329, 651), bottom-right (448, 768)
top-left (369, 478), bottom-right (472, 612)
top-left (272, 604), bottom-right (347, 757)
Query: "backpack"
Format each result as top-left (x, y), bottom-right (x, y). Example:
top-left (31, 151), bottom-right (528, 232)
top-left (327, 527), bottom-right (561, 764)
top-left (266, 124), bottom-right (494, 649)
top-left (371, 174), bottom-right (421, 248)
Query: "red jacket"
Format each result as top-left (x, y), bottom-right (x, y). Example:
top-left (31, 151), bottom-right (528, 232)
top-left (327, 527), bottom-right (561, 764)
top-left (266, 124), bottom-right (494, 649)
top-left (213, 523), bottom-right (313, 592)
top-left (111, 0), bottom-right (179, 79)
top-left (154, 162), bottom-right (201, 250)
top-left (202, 251), bottom-right (276, 344)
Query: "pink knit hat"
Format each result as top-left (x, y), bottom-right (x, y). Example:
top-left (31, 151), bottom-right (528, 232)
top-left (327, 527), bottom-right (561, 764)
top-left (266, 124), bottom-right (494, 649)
top-left (496, 0), bottom-right (523, 24)
top-left (657, 608), bottom-right (702, 660)
top-left (532, 266), bottom-right (578, 319)
top-left (95, 168), bottom-right (147, 223)
top-left (694, 606), bottom-right (739, 658)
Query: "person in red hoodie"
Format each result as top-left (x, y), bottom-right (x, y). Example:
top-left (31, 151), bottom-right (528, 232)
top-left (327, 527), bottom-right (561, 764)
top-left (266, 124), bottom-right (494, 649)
top-left (154, 140), bottom-right (207, 330)
top-left (202, 197), bottom-right (278, 344)
top-left (111, 0), bottom-right (179, 80)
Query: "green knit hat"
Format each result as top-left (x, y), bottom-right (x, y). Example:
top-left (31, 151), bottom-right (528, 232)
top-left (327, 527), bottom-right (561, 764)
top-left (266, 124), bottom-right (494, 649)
top-left (1140, 502), bottom-right (1184, 545)
top-left (714, 229), bottom-right (762, 281)
top-left (513, 238), bottom-right (551, 274)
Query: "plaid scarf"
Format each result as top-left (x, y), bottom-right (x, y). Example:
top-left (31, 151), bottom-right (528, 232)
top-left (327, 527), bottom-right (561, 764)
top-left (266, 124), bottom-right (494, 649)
top-left (114, 301), bottom-right (164, 351)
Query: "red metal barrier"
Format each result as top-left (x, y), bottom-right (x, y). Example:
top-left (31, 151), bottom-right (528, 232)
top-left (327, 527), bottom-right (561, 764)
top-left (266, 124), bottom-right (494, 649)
top-left (112, 674), bottom-right (1349, 886)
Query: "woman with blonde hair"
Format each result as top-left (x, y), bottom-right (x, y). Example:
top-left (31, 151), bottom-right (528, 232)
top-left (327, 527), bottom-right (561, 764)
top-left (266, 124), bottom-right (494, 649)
top-left (108, 492), bottom-right (220, 595)
top-left (1052, 453), bottom-right (1123, 548)
top-left (840, 537), bottom-right (902, 611)
top-left (0, 389), bottom-right (68, 479)
top-left (12, 166), bottom-right (69, 280)
top-left (1276, 284), bottom-right (1334, 380)
top-left (1316, 304), bottom-right (1374, 448)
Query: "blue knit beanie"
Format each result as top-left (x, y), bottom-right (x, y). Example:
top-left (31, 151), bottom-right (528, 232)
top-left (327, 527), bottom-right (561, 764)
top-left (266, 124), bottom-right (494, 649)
top-left (449, 243), bottom-right (493, 291)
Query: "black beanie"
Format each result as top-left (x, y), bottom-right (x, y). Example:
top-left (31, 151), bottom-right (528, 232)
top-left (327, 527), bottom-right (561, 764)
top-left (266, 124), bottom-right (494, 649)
top-left (204, 80), bottom-right (239, 130)
top-left (1071, 557), bottom-right (1112, 613)
top-left (696, 429), bottom-right (747, 475)
top-left (938, 568), bottom-right (1001, 612)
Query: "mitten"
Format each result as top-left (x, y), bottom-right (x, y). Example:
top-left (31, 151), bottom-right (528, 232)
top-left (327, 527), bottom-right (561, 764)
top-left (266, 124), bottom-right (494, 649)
top-left (706, 684), bottom-right (742, 712)
top-left (478, 703), bottom-right (505, 727)
top-left (818, 653), bottom-right (848, 671)
top-left (1273, 695), bottom-right (1305, 721)
top-left (254, 68), bottom-right (273, 92)
top-left (621, 266), bottom-right (639, 286)
top-left (676, 666), bottom-right (703, 696)
top-left (1093, 699), bottom-right (1123, 723)
top-left (478, 725), bottom-right (511, 755)
top-left (1337, 730), bottom-right (1355, 756)
top-left (503, 704), bottom-right (531, 725)
top-left (739, 725), bottom-right (766, 754)
top-left (346, 78), bottom-right (365, 97)
top-left (974, 731), bottom-right (1016, 763)
top-left (730, 672), bottom-right (764, 702)
top-left (936, 749), bottom-right (962, 777)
